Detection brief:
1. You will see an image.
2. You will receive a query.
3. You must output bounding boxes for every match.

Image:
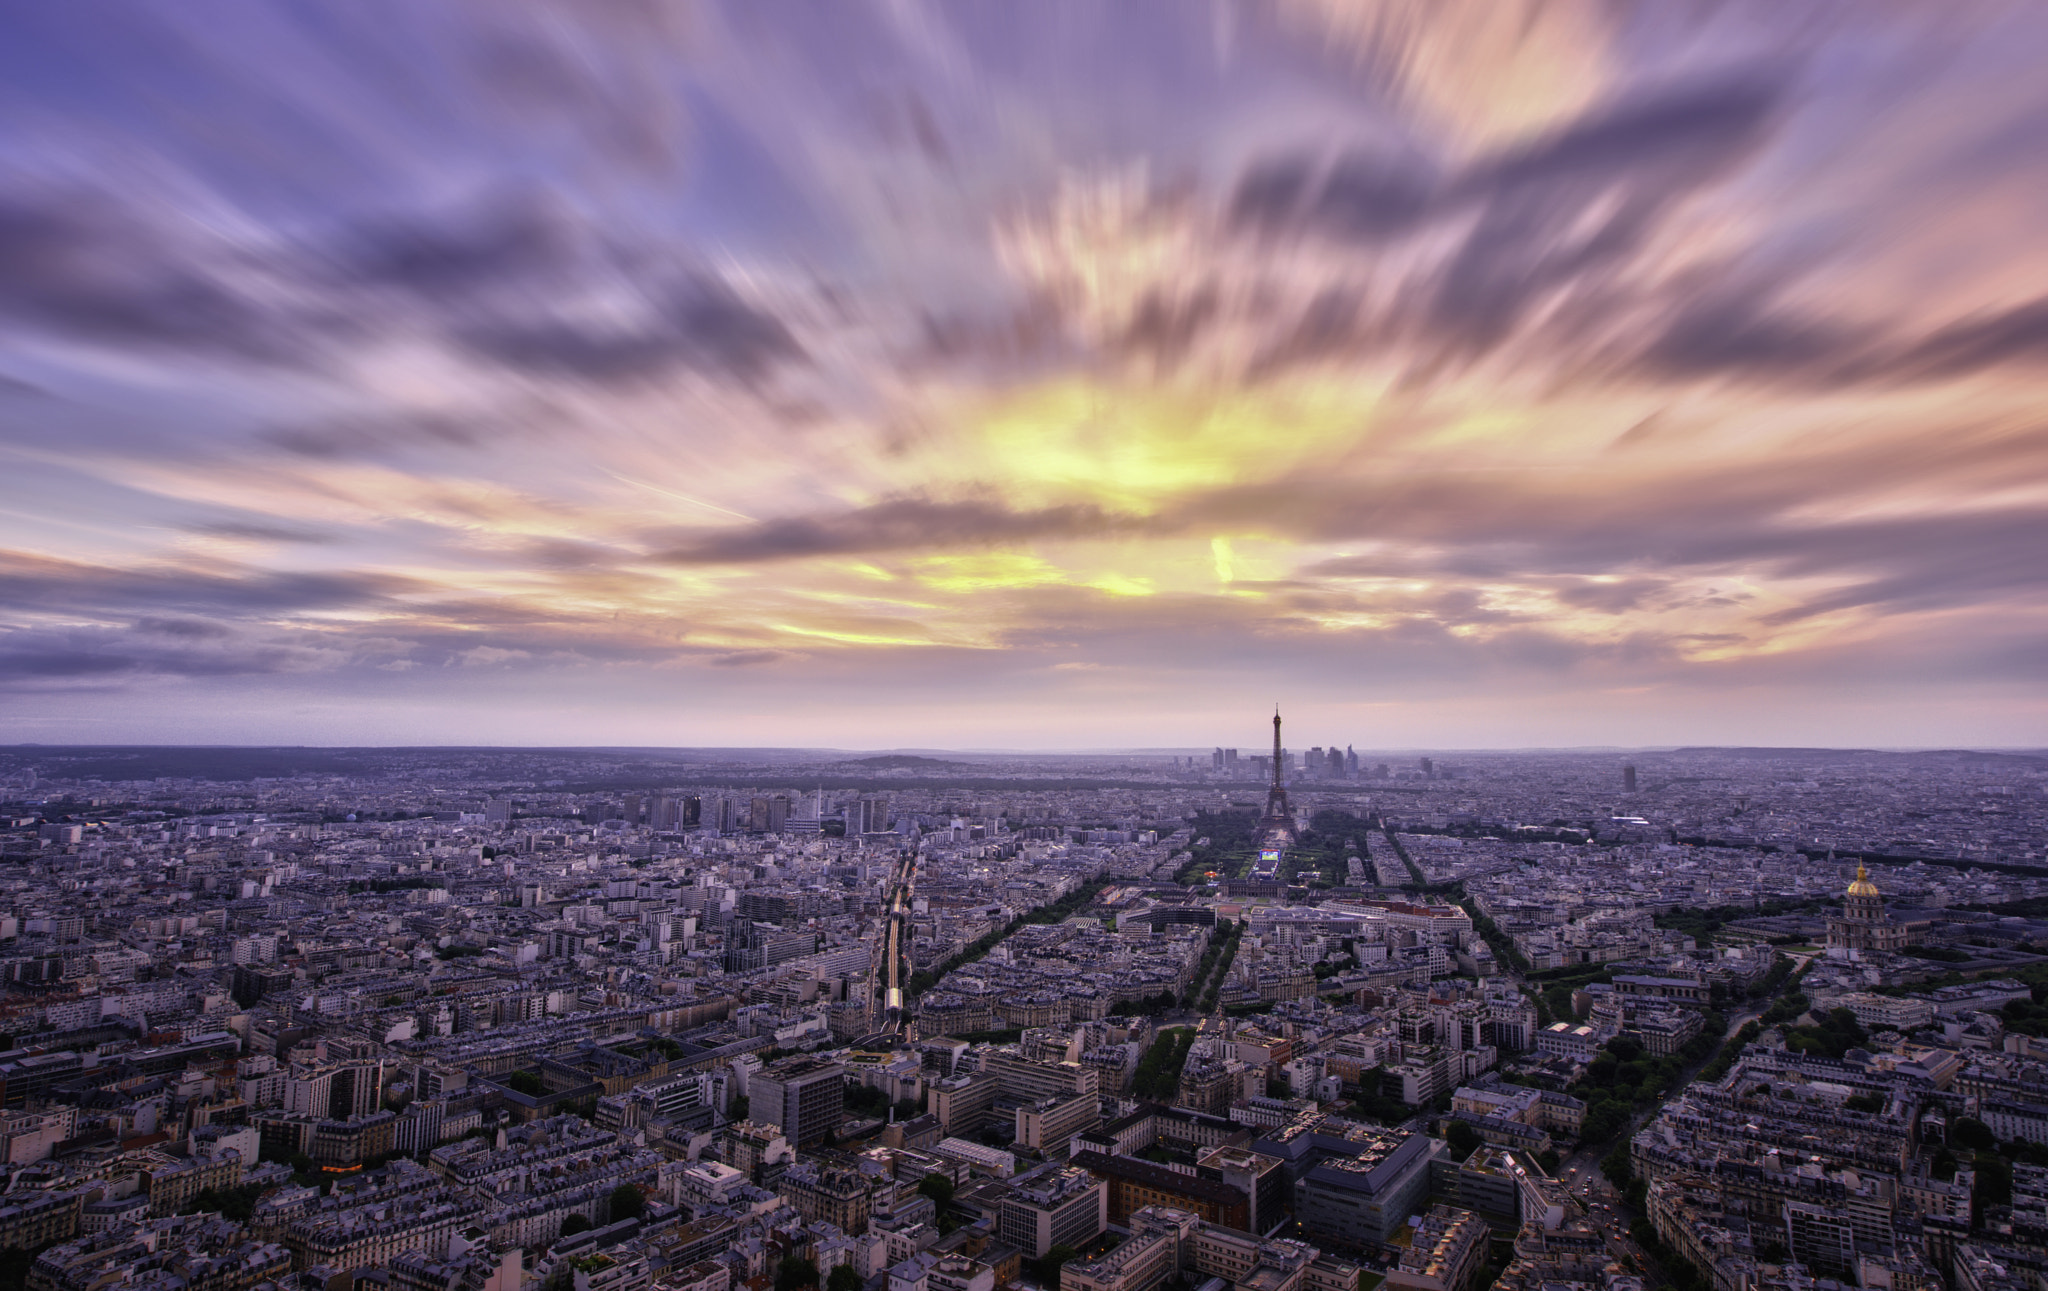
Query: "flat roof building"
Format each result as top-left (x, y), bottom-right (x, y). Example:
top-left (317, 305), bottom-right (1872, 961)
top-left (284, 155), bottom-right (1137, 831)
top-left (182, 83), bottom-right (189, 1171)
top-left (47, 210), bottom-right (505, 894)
top-left (1293, 1131), bottom-right (1445, 1250)
top-left (997, 1165), bottom-right (1107, 1259)
top-left (751, 1056), bottom-right (845, 1148)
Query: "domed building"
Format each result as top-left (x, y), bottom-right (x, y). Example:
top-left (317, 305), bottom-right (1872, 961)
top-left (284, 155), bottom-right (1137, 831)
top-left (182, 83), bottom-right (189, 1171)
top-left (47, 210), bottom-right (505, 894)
top-left (1827, 864), bottom-right (1908, 954)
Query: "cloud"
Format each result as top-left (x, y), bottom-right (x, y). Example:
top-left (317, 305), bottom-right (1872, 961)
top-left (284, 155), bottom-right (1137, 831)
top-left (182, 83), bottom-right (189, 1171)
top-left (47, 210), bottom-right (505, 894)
top-left (134, 617), bottom-right (233, 639)
top-left (1009, 70), bottom-right (1794, 386)
top-left (327, 192), bottom-right (581, 295)
top-left (458, 275), bottom-right (804, 383)
top-left (1465, 76), bottom-right (1782, 195)
top-left (1553, 579), bottom-right (1671, 615)
top-left (652, 497), bottom-right (1149, 565)
top-left (261, 413), bottom-right (492, 459)
top-left (183, 521), bottom-right (338, 544)
top-left (1419, 76), bottom-right (1785, 358)
top-left (0, 172), bottom-right (805, 402)
top-left (1278, 0), bottom-right (1616, 154)
top-left (453, 646), bottom-right (531, 666)
top-left (0, 372), bottom-right (52, 398)
top-left (1900, 299), bottom-right (2048, 379)
top-left (0, 622), bottom-right (347, 687)
top-left (0, 550), bottom-right (414, 618)
top-left (709, 650), bottom-right (787, 667)
top-left (0, 190), bottom-right (311, 364)
top-left (1639, 291), bottom-right (1869, 381)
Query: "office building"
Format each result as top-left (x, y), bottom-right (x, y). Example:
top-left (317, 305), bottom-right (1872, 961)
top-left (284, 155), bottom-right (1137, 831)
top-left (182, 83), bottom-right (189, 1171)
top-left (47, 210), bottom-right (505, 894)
top-left (1294, 1132), bottom-right (1445, 1248)
top-left (1015, 1093), bottom-right (1101, 1154)
top-left (997, 1166), bottom-right (1107, 1259)
top-left (751, 1056), bottom-right (845, 1147)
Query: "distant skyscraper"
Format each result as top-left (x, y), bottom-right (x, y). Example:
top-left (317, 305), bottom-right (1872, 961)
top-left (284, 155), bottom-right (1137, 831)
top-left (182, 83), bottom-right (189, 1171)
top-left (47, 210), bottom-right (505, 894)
top-left (647, 796), bottom-right (676, 830)
top-left (1623, 764), bottom-right (1638, 793)
top-left (849, 796), bottom-right (890, 834)
top-left (622, 793), bottom-right (642, 825)
top-left (1212, 748), bottom-right (1224, 770)
top-left (1420, 757), bottom-right (1434, 778)
top-left (1345, 746), bottom-right (1359, 777)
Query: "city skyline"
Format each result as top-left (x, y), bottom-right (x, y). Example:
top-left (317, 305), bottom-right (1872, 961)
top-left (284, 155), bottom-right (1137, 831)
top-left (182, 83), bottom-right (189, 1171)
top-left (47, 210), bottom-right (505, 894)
top-left (3, 2), bottom-right (2047, 749)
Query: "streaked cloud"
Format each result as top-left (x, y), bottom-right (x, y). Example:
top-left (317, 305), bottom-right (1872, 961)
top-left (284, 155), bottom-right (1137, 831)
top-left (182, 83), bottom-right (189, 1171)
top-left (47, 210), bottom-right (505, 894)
top-left (0, 0), bottom-right (2044, 746)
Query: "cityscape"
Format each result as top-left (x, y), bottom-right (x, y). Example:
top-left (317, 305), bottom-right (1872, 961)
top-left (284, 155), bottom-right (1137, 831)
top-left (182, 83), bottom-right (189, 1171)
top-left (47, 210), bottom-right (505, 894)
top-left (0, 724), bottom-right (2041, 1291)
top-left (5, 7), bottom-right (2048, 1291)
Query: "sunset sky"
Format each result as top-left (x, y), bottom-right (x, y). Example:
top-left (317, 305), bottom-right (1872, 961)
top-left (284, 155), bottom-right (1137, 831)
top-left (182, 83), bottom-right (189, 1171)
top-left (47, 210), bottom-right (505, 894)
top-left (3, 0), bottom-right (2046, 750)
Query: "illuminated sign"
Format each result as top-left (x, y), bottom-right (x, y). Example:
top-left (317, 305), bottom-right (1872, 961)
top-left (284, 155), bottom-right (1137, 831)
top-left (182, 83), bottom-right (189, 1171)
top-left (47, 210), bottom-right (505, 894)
top-left (1259, 849), bottom-right (1282, 863)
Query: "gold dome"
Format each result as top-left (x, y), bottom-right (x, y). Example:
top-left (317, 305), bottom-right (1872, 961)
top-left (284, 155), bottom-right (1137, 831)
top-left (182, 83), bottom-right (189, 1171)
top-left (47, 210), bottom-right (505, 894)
top-left (1846, 864), bottom-right (1881, 897)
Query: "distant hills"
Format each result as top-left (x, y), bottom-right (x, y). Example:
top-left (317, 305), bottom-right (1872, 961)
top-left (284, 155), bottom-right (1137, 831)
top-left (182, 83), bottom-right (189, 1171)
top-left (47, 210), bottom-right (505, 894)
top-left (1673, 747), bottom-right (2048, 767)
top-left (832, 755), bottom-right (974, 771)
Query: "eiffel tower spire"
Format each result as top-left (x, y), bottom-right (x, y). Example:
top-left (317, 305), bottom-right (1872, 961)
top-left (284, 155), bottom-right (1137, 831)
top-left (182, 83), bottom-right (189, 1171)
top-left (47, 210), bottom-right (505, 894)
top-left (1271, 706), bottom-right (1284, 792)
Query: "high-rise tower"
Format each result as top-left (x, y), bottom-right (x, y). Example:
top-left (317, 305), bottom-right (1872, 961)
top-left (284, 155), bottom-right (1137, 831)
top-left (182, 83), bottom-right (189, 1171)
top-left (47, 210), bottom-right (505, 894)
top-left (1261, 707), bottom-right (1294, 843)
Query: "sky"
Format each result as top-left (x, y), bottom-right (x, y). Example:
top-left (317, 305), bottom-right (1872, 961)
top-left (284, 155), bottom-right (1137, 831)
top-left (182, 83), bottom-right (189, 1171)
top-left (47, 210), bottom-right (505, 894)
top-left (1, 0), bottom-right (2046, 751)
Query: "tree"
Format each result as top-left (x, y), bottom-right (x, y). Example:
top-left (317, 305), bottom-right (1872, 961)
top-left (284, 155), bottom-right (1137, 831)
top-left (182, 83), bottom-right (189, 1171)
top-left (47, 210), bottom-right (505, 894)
top-left (505, 1071), bottom-right (547, 1097)
top-left (1446, 1120), bottom-right (1482, 1162)
top-left (183, 1183), bottom-right (265, 1224)
top-left (1975, 1152), bottom-right (2014, 1210)
top-left (0, 1247), bottom-right (33, 1291)
top-left (1953, 1117), bottom-right (1996, 1152)
top-left (916, 1173), bottom-right (955, 1209)
top-left (776, 1258), bottom-right (820, 1291)
top-left (562, 1214), bottom-right (593, 1237)
top-left (1027, 1245), bottom-right (1078, 1288)
top-left (1600, 1142), bottom-right (1635, 1189)
top-left (609, 1183), bottom-right (646, 1221)
top-left (828, 1266), bottom-right (863, 1291)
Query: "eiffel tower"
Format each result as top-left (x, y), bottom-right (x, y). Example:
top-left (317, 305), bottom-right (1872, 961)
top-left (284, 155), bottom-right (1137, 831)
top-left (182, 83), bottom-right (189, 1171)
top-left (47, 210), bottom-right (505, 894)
top-left (1259, 706), bottom-right (1295, 845)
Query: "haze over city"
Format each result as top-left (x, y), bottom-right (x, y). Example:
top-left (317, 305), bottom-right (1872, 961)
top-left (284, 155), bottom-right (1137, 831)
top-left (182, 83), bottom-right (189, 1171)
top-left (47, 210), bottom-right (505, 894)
top-left (2, 2), bottom-right (2045, 748)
